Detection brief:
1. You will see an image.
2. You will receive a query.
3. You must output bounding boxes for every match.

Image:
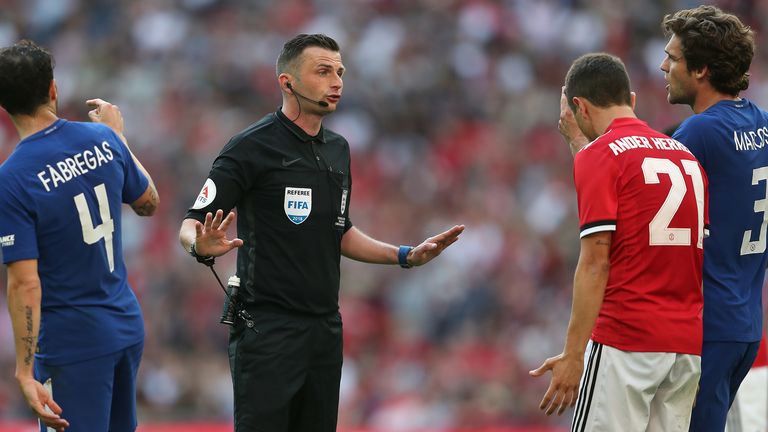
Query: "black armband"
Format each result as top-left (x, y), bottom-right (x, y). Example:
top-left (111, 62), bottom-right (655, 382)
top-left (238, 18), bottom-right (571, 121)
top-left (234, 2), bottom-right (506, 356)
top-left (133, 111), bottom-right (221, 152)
top-left (190, 242), bottom-right (216, 267)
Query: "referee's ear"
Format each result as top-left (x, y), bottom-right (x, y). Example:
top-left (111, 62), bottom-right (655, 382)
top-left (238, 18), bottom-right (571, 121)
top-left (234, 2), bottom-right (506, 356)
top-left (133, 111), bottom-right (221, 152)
top-left (278, 73), bottom-right (292, 94)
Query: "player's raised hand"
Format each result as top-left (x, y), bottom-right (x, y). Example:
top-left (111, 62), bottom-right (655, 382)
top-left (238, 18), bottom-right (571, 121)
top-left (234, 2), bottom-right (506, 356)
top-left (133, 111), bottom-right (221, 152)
top-left (86, 98), bottom-right (125, 138)
top-left (559, 86), bottom-right (589, 155)
top-left (18, 377), bottom-right (69, 431)
top-left (194, 209), bottom-right (244, 257)
top-left (406, 224), bottom-right (465, 267)
top-left (529, 352), bottom-right (582, 416)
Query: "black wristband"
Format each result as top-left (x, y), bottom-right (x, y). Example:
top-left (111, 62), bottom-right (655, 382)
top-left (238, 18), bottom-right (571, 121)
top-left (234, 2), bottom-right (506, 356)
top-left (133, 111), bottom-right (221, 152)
top-left (190, 242), bottom-right (215, 267)
top-left (398, 245), bottom-right (413, 269)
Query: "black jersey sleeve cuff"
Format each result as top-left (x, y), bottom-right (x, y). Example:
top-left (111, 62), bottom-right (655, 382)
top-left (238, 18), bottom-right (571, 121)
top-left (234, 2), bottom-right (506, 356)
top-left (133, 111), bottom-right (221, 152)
top-left (580, 220), bottom-right (617, 238)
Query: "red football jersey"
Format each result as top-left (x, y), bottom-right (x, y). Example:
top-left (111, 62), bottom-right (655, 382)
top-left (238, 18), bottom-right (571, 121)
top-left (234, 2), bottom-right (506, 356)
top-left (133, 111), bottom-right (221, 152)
top-left (574, 117), bottom-right (708, 355)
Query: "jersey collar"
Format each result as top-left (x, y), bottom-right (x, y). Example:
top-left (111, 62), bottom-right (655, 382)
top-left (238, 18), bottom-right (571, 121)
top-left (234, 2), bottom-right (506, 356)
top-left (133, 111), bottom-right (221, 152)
top-left (275, 109), bottom-right (327, 144)
top-left (18, 119), bottom-right (67, 146)
top-left (604, 117), bottom-right (648, 135)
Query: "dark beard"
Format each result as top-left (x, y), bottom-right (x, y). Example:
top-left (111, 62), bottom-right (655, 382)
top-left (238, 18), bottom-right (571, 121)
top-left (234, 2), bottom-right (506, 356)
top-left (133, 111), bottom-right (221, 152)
top-left (668, 89), bottom-right (694, 108)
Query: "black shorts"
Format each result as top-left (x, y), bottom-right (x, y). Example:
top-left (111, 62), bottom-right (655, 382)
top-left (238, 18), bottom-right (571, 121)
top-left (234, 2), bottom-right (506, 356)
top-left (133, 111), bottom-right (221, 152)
top-left (228, 307), bottom-right (343, 432)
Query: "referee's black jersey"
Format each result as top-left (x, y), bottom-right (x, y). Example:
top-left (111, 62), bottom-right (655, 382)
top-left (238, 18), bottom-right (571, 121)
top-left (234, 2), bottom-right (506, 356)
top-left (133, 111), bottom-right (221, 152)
top-left (185, 109), bottom-right (353, 315)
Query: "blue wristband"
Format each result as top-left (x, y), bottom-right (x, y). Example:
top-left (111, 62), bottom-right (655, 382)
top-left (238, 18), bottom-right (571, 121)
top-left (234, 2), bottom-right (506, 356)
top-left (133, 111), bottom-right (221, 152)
top-left (398, 245), bottom-right (413, 269)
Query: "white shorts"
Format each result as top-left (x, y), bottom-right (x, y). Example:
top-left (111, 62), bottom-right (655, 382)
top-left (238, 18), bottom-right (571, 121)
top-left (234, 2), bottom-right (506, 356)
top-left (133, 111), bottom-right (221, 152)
top-left (572, 340), bottom-right (701, 432)
top-left (726, 366), bottom-right (768, 432)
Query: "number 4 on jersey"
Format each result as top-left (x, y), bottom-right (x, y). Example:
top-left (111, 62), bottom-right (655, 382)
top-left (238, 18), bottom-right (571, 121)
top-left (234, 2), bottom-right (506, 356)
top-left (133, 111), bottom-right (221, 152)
top-left (74, 183), bottom-right (115, 272)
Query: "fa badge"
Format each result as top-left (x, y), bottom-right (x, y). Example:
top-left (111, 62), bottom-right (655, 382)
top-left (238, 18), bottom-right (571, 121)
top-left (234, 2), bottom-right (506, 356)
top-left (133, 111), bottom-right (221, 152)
top-left (192, 178), bottom-right (217, 210)
top-left (284, 187), bottom-right (312, 224)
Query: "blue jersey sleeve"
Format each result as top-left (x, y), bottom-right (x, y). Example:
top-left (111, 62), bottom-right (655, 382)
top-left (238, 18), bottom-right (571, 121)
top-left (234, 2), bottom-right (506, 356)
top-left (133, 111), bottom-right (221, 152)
top-left (0, 176), bottom-right (38, 263)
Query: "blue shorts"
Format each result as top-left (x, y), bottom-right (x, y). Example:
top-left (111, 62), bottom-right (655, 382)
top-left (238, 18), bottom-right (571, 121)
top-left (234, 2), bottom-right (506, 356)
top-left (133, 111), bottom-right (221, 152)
top-left (34, 341), bottom-right (143, 432)
top-left (689, 340), bottom-right (760, 432)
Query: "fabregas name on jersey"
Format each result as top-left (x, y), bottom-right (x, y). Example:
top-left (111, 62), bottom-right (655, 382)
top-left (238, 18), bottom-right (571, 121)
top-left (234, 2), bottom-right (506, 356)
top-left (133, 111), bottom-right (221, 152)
top-left (36, 141), bottom-right (114, 192)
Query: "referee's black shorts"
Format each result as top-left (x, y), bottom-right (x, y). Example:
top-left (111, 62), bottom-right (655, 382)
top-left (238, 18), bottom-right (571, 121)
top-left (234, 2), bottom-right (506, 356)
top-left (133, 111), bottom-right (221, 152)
top-left (228, 307), bottom-right (343, 432)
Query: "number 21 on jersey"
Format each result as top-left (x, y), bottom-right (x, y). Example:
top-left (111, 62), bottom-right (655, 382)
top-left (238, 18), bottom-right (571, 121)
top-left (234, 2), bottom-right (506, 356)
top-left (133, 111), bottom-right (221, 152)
top-left (74, 183), bottom-right (115, 272)
top-left (642, 157), bottom-right (705, 248)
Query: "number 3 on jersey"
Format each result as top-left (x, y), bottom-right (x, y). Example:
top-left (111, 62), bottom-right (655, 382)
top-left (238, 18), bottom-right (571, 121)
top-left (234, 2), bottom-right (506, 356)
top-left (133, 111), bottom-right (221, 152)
top-left (74, 183), bottom-right (115, 272)
top-left (642, 158), bottom-right (705, 248)
top-left (741, 166), bottom-right (768, 255)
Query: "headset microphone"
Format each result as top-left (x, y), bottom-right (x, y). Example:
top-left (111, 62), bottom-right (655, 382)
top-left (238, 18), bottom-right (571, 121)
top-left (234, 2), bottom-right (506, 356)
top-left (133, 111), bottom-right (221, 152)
top-left (287, 82), bottom-right (329, 108)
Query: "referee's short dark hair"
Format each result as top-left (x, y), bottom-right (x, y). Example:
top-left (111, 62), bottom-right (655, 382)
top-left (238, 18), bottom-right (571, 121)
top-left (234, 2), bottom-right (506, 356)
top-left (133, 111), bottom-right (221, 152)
top-left (0, 40), bottom-right (54, 116)
top-left (276, 34), bottom-right (340, 75)
top-left (564, 53), bottom-right (632, 113)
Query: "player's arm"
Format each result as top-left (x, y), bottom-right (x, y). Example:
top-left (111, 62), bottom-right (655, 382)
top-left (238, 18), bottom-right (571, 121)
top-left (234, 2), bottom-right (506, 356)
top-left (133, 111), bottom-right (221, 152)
top-left (6, 259), bottom-right (69, 431)
top-left (122, 137), bottom-right (158, 217)
top-left (530, 231), bottom-right (611, 415)
top-left (128, 162), bottom-right (159, 217)
top-left (85, 98), bottom-right (159, 216)
top-left (340, 225), bottom-right (464, 267)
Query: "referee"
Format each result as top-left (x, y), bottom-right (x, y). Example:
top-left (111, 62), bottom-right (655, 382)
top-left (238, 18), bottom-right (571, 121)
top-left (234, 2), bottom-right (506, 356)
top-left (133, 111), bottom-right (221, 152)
top-left (179, 33), bottom-right (464, 432)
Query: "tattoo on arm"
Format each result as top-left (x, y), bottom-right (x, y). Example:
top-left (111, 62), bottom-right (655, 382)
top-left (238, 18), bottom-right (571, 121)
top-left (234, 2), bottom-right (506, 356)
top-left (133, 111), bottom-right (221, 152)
top-left (22, 306), bottom-right (34, 366)
top-left (595, 239), bottom-right (610, 246)
top-left (132, 188), bottom-right (158, 216)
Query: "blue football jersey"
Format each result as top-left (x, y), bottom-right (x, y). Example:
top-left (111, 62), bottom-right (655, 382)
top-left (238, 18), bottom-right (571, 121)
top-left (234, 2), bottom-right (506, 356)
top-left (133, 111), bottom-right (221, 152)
top-left (0, 119), bottom-right (148, 365)
top-left (673, 99), bottom-right (768, 342)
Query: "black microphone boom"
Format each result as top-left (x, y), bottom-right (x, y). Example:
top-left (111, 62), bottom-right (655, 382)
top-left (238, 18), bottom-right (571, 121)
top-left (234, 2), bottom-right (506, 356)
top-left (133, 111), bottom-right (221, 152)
top-left (287, 82), bottom-right (329, 107)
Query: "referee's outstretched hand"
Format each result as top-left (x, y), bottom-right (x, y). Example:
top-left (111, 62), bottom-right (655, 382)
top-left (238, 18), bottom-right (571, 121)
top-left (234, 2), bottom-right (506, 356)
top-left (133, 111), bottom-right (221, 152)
top-left (407, 224), bottom-right (465, 267)
top-left (194, 209), bottom-right (244, 257)
top-left (529, 352), bottom-right (582, 416)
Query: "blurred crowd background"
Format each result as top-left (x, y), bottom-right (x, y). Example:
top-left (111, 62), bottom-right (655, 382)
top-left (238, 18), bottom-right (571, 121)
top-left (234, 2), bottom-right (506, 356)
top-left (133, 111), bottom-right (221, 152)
top-left (1, 0), bottom-right (767, 430)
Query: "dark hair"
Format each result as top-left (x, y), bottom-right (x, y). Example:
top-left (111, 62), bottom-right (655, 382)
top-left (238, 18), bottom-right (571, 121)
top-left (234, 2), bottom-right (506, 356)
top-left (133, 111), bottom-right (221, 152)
top-left (564, 53), bottom-right (632, 112)
top-left (663, 122), bottom-right (681, 137)
top-left (0, 40), bottom-right (55, 116)
top-left (276, 34), bottom-right (340, 76)
top-left (663, 5), bottom-right (754, 96)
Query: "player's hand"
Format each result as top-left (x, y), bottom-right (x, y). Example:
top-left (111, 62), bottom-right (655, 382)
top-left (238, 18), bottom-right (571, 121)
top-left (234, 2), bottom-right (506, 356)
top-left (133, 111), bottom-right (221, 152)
top-left (86, 98), bottom-right (126, 140)
top-left (407, 225), bottom-right (465, 267)
top-left (17, 377), bottom-right (69, 431)
top-left (558, 86), bottom-right (589, 155)
top-left (194, 209), bottom-right (244, 257)
top-left (529, 352), bottom-right (583, 416)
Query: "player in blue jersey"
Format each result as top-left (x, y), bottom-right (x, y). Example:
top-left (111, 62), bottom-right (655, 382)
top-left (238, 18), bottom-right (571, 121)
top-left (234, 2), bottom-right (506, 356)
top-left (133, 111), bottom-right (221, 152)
top-left (660, 6), bottom-right (768, 431)
top-left (0, 40), bottom-right (159, 431)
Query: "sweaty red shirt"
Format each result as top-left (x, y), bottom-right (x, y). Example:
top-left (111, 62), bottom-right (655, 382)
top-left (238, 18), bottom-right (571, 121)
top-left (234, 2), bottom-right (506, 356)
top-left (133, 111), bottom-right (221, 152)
top-left (575, 117), bottom-right (708, 355)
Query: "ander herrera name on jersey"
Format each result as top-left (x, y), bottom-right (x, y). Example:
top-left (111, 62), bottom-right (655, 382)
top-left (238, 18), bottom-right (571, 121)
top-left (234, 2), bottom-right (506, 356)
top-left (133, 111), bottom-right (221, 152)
top-left (36, 141), bottom-right (115, 192)
top-left (604, 135), bottom-right (693, 156)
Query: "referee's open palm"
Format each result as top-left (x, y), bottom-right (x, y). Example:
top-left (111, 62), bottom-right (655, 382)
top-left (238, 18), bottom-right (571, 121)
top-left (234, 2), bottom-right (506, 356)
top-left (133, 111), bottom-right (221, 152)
top-left (194, 209), bottom-right (244, 257)
top-left (408, 224), bottom-right (465, 266)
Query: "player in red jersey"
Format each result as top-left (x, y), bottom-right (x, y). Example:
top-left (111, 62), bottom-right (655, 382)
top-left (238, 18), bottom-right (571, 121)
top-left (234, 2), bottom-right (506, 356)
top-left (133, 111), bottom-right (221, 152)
top-left (530, 53), bottom-right (708, 431)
